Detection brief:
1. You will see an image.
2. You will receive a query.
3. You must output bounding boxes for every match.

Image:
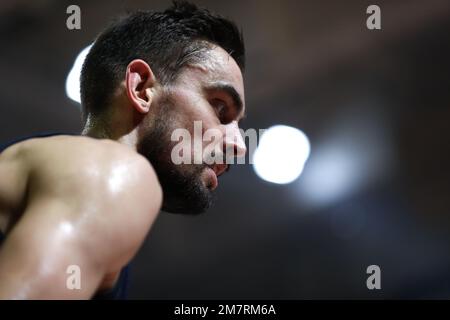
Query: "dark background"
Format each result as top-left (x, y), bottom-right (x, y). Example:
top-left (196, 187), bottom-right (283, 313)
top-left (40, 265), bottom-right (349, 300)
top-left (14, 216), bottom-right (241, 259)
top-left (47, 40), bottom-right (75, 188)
top-left (1, 0), bottom-right (450, 298)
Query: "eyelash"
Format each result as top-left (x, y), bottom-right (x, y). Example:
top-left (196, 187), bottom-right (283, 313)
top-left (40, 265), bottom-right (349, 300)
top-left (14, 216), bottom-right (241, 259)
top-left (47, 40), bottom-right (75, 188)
top-left (211, 99), bottom-right (231, 124)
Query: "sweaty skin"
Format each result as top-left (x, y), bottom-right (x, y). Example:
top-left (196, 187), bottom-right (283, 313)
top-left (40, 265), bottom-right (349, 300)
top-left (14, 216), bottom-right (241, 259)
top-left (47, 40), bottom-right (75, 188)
top-left (0, 45), bottom-right (245, 299)
top-left (0, 136), bottom-right (162, 299)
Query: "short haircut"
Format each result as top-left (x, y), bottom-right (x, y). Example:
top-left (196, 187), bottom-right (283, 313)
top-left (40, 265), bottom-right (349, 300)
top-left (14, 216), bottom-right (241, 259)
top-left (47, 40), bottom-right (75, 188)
top-left (80, 1), bottom-right (245, 121)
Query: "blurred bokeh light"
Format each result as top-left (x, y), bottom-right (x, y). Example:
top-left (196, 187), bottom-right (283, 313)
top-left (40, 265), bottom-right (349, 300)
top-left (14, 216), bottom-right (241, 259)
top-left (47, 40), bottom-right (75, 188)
top-left (65, 43), bottom-right (91, 103)
top-left (253, 125), bottom-right (310, 184)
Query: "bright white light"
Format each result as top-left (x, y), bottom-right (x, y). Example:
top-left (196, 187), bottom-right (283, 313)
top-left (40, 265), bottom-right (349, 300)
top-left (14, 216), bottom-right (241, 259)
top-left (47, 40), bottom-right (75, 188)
top-left (298, 146), bottom-right (360, 205)
top-left (253, 125), bottom-right (310, 184)
top-left (65, 44), bottom-right (92, 103)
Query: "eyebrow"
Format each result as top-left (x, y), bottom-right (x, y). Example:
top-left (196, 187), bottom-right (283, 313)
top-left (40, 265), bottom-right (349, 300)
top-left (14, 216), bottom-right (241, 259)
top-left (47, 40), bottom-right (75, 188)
top-left (206, 82), bottom-right (246, 121)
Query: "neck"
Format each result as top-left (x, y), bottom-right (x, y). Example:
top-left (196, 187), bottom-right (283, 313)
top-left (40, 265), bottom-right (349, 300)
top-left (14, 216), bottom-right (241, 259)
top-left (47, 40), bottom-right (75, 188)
top-left (81, 115), bottom-right (140, 151)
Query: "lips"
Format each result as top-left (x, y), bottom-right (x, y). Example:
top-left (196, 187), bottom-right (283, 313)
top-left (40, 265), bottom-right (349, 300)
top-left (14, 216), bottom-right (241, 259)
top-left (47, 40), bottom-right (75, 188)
top-left (205, 167), bottom-right (218, 190)
top-left (204, 164), bottom-right (229, 191)
top-left (210, 163), bottom-right (228, 178)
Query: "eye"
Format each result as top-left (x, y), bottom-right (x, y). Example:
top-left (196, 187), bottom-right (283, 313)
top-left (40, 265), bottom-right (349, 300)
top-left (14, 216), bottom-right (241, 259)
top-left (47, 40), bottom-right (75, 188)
top-left (210, 98), bottom-right (232, 124)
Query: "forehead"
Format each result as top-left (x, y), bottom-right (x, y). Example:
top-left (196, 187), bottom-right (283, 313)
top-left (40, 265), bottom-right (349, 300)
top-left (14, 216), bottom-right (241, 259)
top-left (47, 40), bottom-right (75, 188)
top-left (175, 46), bottom-right (245, 103)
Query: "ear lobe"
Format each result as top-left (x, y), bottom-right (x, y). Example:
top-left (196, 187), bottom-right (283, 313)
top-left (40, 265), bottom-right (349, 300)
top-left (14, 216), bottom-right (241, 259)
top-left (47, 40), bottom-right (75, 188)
top-left (125, 59), bottom-right (156, 114)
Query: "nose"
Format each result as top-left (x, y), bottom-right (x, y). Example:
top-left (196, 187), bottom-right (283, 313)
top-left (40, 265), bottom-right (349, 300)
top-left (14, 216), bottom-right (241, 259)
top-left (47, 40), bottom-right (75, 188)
top-left (223, 121), bottom-right (247, 159)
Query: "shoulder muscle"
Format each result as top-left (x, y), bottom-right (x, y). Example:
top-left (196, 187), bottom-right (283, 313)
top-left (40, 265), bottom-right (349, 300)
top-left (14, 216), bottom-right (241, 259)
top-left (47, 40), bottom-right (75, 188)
top-left (23, 136), bottom-right (162, 269)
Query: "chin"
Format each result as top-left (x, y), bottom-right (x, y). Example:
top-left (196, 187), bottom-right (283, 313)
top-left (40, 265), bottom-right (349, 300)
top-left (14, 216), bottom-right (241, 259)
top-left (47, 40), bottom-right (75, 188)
top-left (160, 181), bottom-right (214, 215)
top-left (157, 163), bottom-right (215, 214)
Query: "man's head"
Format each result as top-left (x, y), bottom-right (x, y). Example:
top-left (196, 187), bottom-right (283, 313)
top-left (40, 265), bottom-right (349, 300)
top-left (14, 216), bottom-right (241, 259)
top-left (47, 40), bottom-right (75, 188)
top-left (81, 1), bottom-right (247, 214)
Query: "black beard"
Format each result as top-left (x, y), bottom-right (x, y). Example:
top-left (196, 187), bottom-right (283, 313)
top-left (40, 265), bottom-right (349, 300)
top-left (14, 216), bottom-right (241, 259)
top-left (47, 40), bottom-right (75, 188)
top-left (136, 105), bottom-right (214, 215)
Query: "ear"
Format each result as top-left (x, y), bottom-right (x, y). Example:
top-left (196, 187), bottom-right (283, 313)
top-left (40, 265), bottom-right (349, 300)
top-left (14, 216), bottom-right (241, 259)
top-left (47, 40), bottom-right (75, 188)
top-left (125, 59), bottom-right (157, 114)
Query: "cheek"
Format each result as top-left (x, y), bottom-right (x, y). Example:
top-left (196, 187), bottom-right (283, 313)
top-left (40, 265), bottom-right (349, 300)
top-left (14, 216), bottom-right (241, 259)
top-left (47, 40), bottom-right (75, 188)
top-left (176, 103), bottom-right (219, 140)
top-left (171, 89), bottom-right (217, 125)
top-left (164, 88), bottom-right (224, 157)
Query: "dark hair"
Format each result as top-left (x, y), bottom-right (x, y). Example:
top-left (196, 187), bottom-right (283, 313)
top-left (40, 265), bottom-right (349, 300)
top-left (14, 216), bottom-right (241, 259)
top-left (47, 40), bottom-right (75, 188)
top-left (80, 1), bottom-right (245, 121)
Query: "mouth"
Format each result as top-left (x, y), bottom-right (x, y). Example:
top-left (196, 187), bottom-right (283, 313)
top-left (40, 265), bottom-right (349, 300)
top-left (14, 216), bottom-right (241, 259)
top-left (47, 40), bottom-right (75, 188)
top-left (204, 164), bottom-right (229, 191)
top-left (205, 167), bottom-right (218, 190)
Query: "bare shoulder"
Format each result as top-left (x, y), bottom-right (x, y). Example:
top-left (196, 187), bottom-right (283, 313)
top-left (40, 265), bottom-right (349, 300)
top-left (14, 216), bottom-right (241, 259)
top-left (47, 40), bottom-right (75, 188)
top-left (20, 135), bottom-right (162, 220)
top-left (22, 135), bottom-right (159, 186)
top-left (21, 135), bottom-right (153, 172)
top-left (18, 135), bottom-right (162, 268)
top-left (0, 136), bottom-right (162, 288)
